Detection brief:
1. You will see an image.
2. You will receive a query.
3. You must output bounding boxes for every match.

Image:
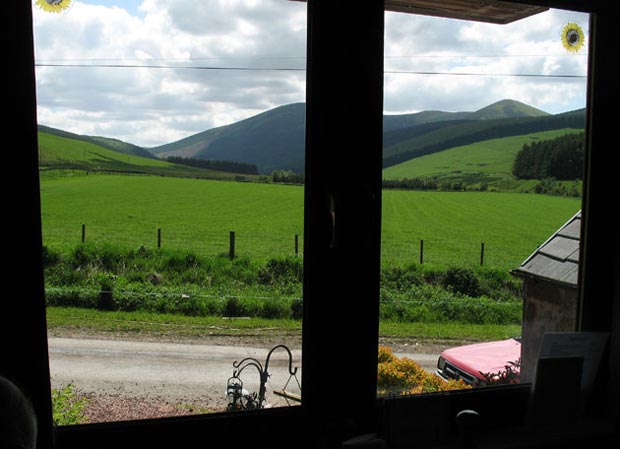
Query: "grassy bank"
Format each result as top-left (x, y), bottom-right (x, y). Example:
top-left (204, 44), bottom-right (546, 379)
top-left (46, 307), bottom-right (520, 343)
top-left (43, 244), bottom-right (523, 327)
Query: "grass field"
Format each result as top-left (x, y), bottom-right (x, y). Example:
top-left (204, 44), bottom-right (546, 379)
top-left (383, 129), bottom-right (582, 192)
top-left (40, 172), bottom-right (581, 270)
top-left (381, 190), bottom-right (580, 268)
top-left (40, 172), bottom-right (304, 257)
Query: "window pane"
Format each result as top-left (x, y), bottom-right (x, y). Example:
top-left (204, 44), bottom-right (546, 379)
top-left (34, 0), bottom-right (306, 424)
top-left (380, 7), bottom-right (588, 396)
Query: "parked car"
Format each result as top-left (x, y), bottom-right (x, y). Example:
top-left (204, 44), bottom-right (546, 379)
top-left (436, 338), bottom-right (521, 387)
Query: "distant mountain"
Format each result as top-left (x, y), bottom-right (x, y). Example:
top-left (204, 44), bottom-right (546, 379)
top-left (150, 103), bottom-right (306, 174)
top-left (468, 99), bottom-right (549, 120)
top-left (40, 99), bottom-right (582, 176)
top-left (151, 99), bottom-right (557, 174)
top-left (383, 99), bottom-right (548, 132)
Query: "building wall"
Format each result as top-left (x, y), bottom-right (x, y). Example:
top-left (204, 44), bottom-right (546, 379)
top-left (520, 278), bottom-right (578, 383)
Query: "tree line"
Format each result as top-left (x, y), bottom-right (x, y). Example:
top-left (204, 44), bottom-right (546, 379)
top-left (512, 132), bottom-right (584, 180)
top-left (166, 156), bottom-right (259, 175)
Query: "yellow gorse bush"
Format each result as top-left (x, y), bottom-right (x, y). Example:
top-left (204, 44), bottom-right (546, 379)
top-left (377, 345), bottom-right (470, 396)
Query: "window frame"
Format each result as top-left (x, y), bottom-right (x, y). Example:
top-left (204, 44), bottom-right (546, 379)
top-left (6, 1), bottom-right (617, 448)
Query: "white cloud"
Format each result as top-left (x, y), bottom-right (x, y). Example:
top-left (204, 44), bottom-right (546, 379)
top-left (33, 1), bottom-right (588, 148)
top-left (383, 8), bottom-right (589, 115)
top-left (33, 0), bottom-right (307, 147)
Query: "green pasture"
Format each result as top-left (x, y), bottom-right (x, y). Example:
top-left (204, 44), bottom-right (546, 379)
top-left (40, 172), bottom-right (581, 270)
top-left (381, 190), bottom-right (580, 268)
top-left (383, 129), bottom-right (582, 191)
top-left (40, 172), bottom-right (304, 258)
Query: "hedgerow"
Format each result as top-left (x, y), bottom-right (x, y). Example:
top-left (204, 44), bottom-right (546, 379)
top-left (42, 245), bottom-right (522, 324)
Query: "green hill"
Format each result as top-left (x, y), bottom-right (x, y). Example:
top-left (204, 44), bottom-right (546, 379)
top-left (38, 125), bottom-right (158, 160)
top-left (382, 108), bottom-right (585, 167)
top-left (150, 103), bottom-right (306, 174)
top-left (39, 99), bottom-right (583, 178)
top-left (37, 131), bottom-right (254, 180)
top-left (151, 99), bottom-right (555, 174)
top-left (383, 129), bottom-right (583, 191)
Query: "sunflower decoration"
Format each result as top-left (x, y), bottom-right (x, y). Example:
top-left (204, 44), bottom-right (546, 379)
top-left (561, 22), bottom-right (585, 53)
top-left (35, 0), bottom-right (73, 14)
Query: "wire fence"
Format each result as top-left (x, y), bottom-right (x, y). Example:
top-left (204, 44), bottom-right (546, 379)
top-left (44, 224), bottom-right (304, 260)
top-left (44, 224), bottom-right (506, 267)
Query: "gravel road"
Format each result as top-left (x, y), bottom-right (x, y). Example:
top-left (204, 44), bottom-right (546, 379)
top-left (47, 336), bottom-right (441, 423)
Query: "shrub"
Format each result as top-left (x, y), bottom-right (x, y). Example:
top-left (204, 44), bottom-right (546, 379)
top-left (442, 267), bottom-right (481, 297)
top-left (380, 265), bottom-right (423, 290)
top-left (45, 286), bottom-right (98, 308)
top-left (259, 298), bottom-right (289, 319)
top-left (258, 257), bottom-right (303, 286)
top-left (480, 358), bottom-right (521, 385)
top-left (223, 296), bottom-right (246, 317)
top-left (377, 346), bottom-right (470, 396)
top-left (165, 252), bottom-right (201, 270)
top-left (291, 299), bottom-right (303, 320)
top-left (42, 245), bottom-right (60, 267)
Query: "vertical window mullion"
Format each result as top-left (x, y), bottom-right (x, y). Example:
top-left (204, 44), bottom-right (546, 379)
top-left (303, 0), bottom-right (384, 436)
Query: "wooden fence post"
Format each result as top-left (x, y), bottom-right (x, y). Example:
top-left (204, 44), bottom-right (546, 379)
top-left (157, 228), bottom-right (162, 249)
top-left (420, 239), bottom-right (424, 264)
top-left (81, 224), bottom-right (86, 243)
top-left (480, 242), bottom-right (485, 266)
top-left (229, 231), bottom-right (235, 260)
top-left (295, 234), bottom-right (299, 256)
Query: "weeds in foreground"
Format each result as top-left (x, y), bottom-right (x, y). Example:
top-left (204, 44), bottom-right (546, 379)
top-left (51, 383), bottom-right (88, 426)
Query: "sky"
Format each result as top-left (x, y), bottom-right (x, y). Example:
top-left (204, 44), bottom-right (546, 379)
top-left (32, 0), bottom-right (589, 148)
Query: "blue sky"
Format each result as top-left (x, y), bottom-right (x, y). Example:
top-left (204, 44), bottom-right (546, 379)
top-left (32, 1), bottom-right (589, 147)
top-left (81, 0), bottom-right (144, 16)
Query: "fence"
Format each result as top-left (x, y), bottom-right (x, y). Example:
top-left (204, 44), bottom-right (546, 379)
top-left (414, 240), bottom-right (486, 265)
top-left (70, 224), bottom-right (303, 260)
top-left (53, 224), bottom-right (498, 267)
top-left (382, 239), bottom-right (493, 267)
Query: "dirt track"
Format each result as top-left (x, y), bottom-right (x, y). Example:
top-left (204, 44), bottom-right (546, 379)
top-left (47, 333), bottom-right (447, 423)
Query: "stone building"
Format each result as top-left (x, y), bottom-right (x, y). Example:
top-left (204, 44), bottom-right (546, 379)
top-left (512, 211), bottom-right (581, 383)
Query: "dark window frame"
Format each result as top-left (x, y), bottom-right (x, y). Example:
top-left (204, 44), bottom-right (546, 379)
top-left (5, 1), bottom-right (617, 449)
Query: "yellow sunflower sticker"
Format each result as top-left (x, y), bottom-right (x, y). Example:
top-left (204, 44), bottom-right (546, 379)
top-left (561, 22), bottom-right (585, 53)
top-left (35, 0), bottom-right (73, 14)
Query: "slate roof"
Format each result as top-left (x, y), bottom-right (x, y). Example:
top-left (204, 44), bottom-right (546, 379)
top-left (512, 211), bottom-right (581, 288)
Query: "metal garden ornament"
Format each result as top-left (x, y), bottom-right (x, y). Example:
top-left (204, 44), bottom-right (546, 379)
top-left (226, 344), bottom-right (300, 411)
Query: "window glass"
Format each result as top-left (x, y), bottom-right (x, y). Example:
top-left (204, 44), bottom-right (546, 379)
top-left (34, 0), bottom-right (306, 424)
top-left (379, 7), bottom-right (588, 397)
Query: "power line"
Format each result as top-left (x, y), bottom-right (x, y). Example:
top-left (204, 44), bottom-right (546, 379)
top-left (35, 62), bottom-right (585, 79)
top-left (35, 63), bottom-right (305, 72)
top-left (385, 70), bottom-right (586, 79)
top-left (34, 52), bottom-right (585, 63)
top-left (385, 52), bottom-right (587, 58)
